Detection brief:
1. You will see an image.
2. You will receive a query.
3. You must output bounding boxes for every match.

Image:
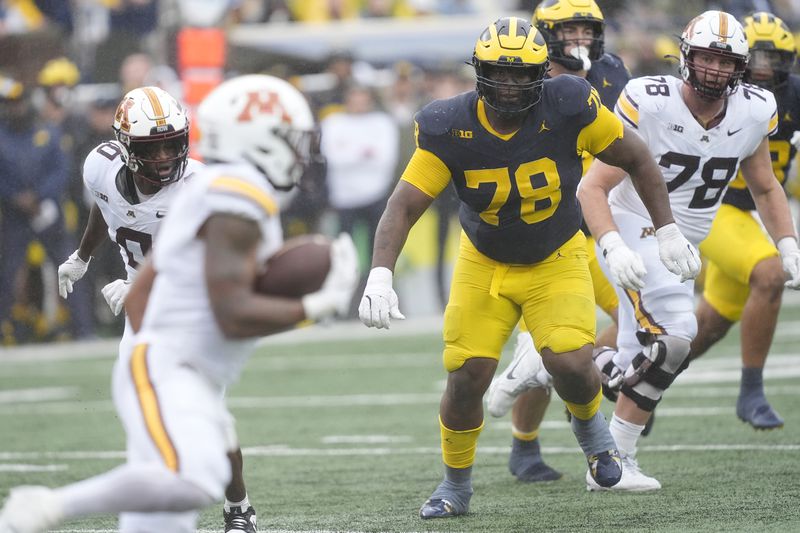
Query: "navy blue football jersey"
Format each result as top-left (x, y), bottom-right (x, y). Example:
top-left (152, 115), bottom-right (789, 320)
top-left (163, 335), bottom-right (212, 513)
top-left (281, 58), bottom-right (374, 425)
top-left (405, 75), bottom-right (622, 264)
top-left (586, 53), bottom-right (631, 108)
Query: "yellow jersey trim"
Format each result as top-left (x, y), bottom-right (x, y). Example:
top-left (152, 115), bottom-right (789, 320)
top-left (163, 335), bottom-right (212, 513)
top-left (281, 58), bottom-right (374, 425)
top-left (616, 90), bottom-right (640, 128)
top-left (400, 147), bottom-right (452, 198)
top-left (130, 344), bottom-right (179, 472)
top-left (209, 176), bottom-right (278, 216)
top-left (768, 110), bottom-right (779, 135)
top-left (624, 289), bottom-right (666, 335)
top-left (577, 104), bottom-right (624, 156)
top-left (476, 99), bottom-right (518, 140)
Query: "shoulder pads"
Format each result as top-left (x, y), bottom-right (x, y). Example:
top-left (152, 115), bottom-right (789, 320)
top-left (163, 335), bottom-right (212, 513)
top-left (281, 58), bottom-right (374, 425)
top-left (541, 75), bottom-right (593, 116)
top-left (415, 92), bottom-right (475, 136)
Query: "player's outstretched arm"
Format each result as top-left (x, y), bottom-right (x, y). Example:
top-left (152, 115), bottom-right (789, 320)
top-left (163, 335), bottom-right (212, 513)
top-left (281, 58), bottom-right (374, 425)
top-left (57, 203), bottom-right (109, 298)
top-left (77, 203), bottom-right (110, 260)
top-left (742, 137), bottom-right (800, 288)
top-left (360, 181), bottom-right (433, 329)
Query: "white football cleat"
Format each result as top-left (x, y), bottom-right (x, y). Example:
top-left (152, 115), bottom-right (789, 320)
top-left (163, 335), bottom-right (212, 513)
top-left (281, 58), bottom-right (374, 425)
top-left (585, 453), bottom-right (661, 492)
top-left (487, 332), bottom-right (552, 418)
top-left (0, 486), bottom-right (64, 533)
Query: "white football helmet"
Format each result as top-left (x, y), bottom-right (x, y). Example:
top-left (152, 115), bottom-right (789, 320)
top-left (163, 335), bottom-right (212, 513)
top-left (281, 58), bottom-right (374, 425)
top-left (112, 86), bottom-right (190, 186)
top-left (679, 10), bottom-right (749, 100)
top-left (196, 74), bottom-right (318, 191)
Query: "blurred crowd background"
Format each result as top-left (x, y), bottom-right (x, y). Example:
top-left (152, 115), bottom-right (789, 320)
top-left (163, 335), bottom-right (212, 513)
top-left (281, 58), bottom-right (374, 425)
top-left (2, 0), bottom-right (800, 345)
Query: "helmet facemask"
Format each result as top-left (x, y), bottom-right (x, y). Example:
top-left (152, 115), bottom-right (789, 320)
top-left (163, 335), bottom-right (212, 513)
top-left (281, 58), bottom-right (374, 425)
top-left (681, 44), bottom-right (748, 100)
top-left (745, 48), bottom-right (795, 90)
top-left (473, 60), bottom-right (549, 115)
top-left (742, 12), bottom-right (796, 92)
top-left (245, 124), bottom-right (323, 191)
top-left (119, 128), bottom-right (190, 187)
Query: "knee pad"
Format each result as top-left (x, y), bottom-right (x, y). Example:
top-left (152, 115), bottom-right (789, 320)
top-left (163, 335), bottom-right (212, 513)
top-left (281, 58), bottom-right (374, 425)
top-left (620, 334), bottom-right (691, 411)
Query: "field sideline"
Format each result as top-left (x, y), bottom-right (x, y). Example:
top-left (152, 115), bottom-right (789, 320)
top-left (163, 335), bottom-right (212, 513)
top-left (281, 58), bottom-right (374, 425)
top-left (2, 297), bottom-right (800, 533)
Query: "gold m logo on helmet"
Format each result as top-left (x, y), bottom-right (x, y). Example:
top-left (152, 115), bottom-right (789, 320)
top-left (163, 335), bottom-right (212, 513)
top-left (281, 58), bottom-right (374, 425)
top-left (238, 90), bottom-right (291, 123)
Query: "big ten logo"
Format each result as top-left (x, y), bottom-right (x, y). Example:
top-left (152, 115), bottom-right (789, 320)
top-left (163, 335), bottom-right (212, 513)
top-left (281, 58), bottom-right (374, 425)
top-left (449, 128), bottom-right (473, 139)
top-left (238, 90), bottom-right (290, 123)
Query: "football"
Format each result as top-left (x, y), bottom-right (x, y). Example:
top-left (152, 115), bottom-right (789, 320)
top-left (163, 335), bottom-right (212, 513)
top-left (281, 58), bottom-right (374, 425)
top-left (255, 234), bottom-right (332, 298)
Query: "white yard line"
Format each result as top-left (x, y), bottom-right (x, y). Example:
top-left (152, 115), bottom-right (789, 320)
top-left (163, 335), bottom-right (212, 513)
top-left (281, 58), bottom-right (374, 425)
top-left (0, 387), bottom-right (77, 403)
top-left (0, 463), bottom-right (67, 472)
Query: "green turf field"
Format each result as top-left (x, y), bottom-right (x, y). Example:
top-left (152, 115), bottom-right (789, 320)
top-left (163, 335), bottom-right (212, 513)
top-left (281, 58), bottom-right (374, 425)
top-left (2, 299), bottom-right (800, 533)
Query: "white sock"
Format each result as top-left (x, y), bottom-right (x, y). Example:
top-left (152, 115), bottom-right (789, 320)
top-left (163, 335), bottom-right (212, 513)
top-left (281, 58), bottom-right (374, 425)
top-left (609, 413), bottom-right (645, 457)
top-left (56, 464), bottom-right (214, 520)
top-left (224, 495), bottom-right (250, 511)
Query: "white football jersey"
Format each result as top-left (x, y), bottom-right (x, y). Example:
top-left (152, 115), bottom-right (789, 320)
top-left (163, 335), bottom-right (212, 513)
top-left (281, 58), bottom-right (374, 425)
top-left (82, 141), bottom-right (204, 281)
top-left (138, 163), bottom-right (284, 386)
top-left (611, 76), bottom-right (778, 244)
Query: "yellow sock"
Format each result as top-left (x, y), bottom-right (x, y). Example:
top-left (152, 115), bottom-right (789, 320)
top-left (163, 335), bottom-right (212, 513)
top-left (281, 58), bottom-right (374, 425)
top-left (440, 416), bottom-right (484, 469)
top-left (564, 389), bottom-right (603, 421)
top-left (511, 425), bottom-right (539, 441)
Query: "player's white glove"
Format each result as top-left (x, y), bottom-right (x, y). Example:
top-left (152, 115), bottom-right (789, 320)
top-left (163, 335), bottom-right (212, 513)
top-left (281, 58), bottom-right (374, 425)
top-left (598, 231), bottom-right (647, 291)
top-left (790, 131), bottom-right (800, 151)
top-left (101, 279), bottom-right (131, 316)
top-left (777, 236), bottom-right (800, 289)
top-left (656, 223), bottom-right (701, 282)
top-left (57, 250), bottom-right (91, 298)
top-left (301, 233), bottom-right (360, 321)
top-left (358, 266), bottom-right (406, 329)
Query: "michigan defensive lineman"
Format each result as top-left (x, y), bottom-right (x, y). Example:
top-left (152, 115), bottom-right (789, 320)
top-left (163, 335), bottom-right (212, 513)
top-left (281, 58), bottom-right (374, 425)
top-left (579, 11), bottom-right (800, 492)
top-left (0, 75), bottom-right (359, 533)
top-left (689, 12), bottom-right (800, 430)
top-left (358, 17), bottom-right (698, 518)
top-left (486, 0), bottom-right (630, 483)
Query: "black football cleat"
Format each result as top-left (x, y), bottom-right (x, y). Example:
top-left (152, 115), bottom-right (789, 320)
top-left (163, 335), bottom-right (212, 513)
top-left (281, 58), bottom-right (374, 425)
top-left (587, 449), bottom-right (622, 488)
top-left (224, 505), bottom-right (257, 533)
